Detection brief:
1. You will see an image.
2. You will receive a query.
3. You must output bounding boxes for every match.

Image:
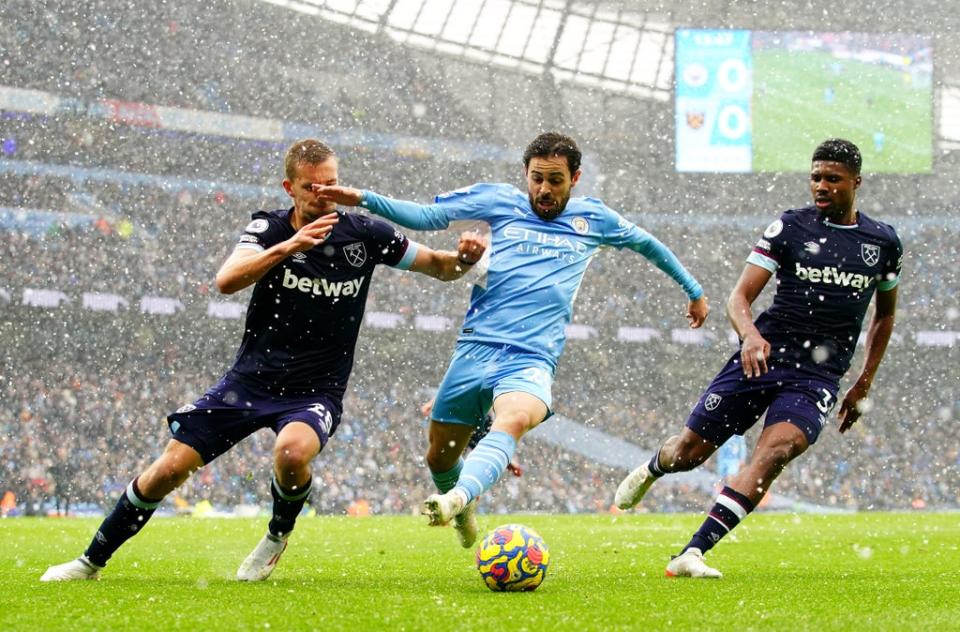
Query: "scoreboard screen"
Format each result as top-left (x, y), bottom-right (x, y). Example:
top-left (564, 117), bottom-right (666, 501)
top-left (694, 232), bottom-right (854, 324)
top-left (675, 30), bottom-right (933, 173)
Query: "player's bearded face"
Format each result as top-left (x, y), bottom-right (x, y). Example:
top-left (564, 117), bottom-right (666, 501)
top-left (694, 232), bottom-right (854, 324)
top-left (525, 155), bottom-right (580, 220)
top-left (285, 159), bottom-right (339, 220)
top-left (810, 160), bottom-right (860, 223)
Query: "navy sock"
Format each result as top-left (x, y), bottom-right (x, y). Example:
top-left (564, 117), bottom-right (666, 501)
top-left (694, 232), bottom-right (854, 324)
top-left (268, 477), bottom-right (312, 539)
top-left (647, 447), bottom-right (666, 477)
top-left (683, 486), bottom-right (754, 555)
top-left (84, 478), bottom-right (161, 567)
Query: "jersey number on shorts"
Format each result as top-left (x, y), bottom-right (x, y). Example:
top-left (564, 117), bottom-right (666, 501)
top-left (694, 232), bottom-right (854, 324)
top-left (522, 367), bottom-right (551, 387)
top-left (308, 403), bottom-right (334, 435)
top-left (815, 389), bottom-right (836, 415)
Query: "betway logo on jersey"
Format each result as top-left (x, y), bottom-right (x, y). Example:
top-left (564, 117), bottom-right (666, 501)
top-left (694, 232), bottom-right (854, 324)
top-left (282, 268), bottom-right (365, 297)
top-left (794, 263), bottom-right (874, 289)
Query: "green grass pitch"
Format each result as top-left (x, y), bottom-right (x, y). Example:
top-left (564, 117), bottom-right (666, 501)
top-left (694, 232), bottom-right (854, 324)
top-left (752, 50), bottom-right (933, 173)
top-left (2, 513), bottom-right (957, 630)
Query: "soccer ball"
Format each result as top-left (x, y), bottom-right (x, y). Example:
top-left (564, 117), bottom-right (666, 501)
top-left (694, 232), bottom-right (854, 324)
top-left (475, 524), bottom-right (549, 592)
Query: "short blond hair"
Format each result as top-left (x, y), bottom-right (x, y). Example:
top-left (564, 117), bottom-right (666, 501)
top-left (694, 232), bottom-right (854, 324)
top-left (284, 139), bottom-right (336, 181)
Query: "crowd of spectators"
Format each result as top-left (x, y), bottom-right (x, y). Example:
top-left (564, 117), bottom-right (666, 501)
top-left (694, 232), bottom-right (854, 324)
top-left (0, 0), bottom-right (496, 143)
top-left (2, 234), bottom-right (957, 518)
top-left (1, 123), bottom-right (958, 516)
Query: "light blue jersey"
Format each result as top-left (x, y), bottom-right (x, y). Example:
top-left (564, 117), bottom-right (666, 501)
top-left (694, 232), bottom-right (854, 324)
top-left (361, 183), bottom-right (702, 366)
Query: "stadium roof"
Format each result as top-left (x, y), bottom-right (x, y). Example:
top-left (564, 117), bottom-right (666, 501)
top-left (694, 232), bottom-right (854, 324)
top-left (254, 0), bottom-right (960, 145)
top-left (255, 0), bottom-right (674, 99)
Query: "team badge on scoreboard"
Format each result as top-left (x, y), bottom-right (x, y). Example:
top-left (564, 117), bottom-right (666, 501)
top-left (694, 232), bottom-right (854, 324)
top-left (685, 110), bottom-right (706, 130)
top-left (343, 242), bottom-right (367, 268)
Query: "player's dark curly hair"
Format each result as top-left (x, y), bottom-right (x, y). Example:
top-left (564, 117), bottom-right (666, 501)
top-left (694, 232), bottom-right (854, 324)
top-left (523, 132), bottom-right (581, 175)
top-left (285, 139), bottom-right (336, 181)
top-left (812, 138), bottom-right (861, 175)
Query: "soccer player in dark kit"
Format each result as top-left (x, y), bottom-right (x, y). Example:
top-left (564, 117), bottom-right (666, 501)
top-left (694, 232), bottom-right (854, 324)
top-left (614, 139), bottom-right (902, 578)
top-left (41, 139), bottom-right (487, 582)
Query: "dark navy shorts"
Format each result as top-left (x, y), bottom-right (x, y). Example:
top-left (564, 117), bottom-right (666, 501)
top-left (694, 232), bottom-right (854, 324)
top-left (166, 375), bottom-right (343, 464)
top-left (685, 353), bottom-right (839, 447)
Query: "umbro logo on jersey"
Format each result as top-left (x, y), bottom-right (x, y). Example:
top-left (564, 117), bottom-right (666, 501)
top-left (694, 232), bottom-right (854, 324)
top-left (794, 263), bottom-right (874, 289)
top-left (292, 252), bottom-right (307, 263)
top-left (282, 268), bottom-right (365, 298)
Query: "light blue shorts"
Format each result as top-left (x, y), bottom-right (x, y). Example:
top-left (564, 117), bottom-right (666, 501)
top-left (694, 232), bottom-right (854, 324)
top-left (431, 341), bottom-right (555, 427)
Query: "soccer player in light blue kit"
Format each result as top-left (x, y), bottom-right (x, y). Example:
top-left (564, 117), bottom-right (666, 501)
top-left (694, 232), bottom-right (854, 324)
top-left (314, 133), bottom-right (709, 547)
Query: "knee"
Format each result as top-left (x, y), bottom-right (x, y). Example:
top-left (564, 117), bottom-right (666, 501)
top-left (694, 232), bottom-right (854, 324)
top-left (274, 440), bottom-right (314, 474)
top-left (490, 410), bottom-right (535, 438)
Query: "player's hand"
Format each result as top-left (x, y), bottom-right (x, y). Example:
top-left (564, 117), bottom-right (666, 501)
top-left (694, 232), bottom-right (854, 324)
top-left (687, 296), bottom-right (709, 328)
top-left (311, 185), bottom-right (363, 207)
top-left (456, 231), bottom-right (487, 266)
top-left (740, 331), bottom-right (770, 378)
top-left (288, 212), bottom-right (338, 253)
top-left (420, 398), bottom-right (435, 418)
top-left (507, 460), bottom-right (523, 477)
top-left (838, 382), bottom-right (870, 433)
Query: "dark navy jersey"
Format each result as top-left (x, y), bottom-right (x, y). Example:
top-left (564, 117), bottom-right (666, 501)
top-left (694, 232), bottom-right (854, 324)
top-left (746, 206), bottom-right (902, 379)
top-left (226, 208), bottom-right (416, 397)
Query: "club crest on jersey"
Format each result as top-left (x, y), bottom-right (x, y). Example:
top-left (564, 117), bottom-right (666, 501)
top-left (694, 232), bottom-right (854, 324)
top-left (572, 217), bottom-right (589, 234)
top-left (343, 242), bottom-right (367, 268)
top-left (861, 243), bottom-right (880, 267)
top-left (704, 393), bottom-right (722, 411)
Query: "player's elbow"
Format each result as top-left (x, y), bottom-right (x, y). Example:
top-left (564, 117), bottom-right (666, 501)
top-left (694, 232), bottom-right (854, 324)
top-left (215, 272), bottom-right (241, 294)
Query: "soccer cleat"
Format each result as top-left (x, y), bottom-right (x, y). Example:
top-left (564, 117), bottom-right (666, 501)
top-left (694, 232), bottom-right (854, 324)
top-left (236, 533), bottom-right (288, 581)
top-left (615, 463), bottom-right (657, 510)
top-left (665, 548), bottom-right (722, 579)
top-left (421, 489), bottom-right (467, 527)
top-left (40, 556), bottom-right (101, 582)
top-left (453, 500), bottom-right (478, 548)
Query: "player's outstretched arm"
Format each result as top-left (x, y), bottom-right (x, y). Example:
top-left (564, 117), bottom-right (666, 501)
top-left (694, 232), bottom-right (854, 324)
top-left (313, 185), bottom-right (450, 231)
top-left (408, 231), bottom-right (487, 281)
top-left (617, 225), bottom-right (707, 325)
top-left (309, 185), bottom-right (363, 207)
top-left (838, 286), bottom-right (898, 433)
top-left (215, 213), bottom-right (338, 293)
top-left (727, 263), bottom-right (773, 378)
